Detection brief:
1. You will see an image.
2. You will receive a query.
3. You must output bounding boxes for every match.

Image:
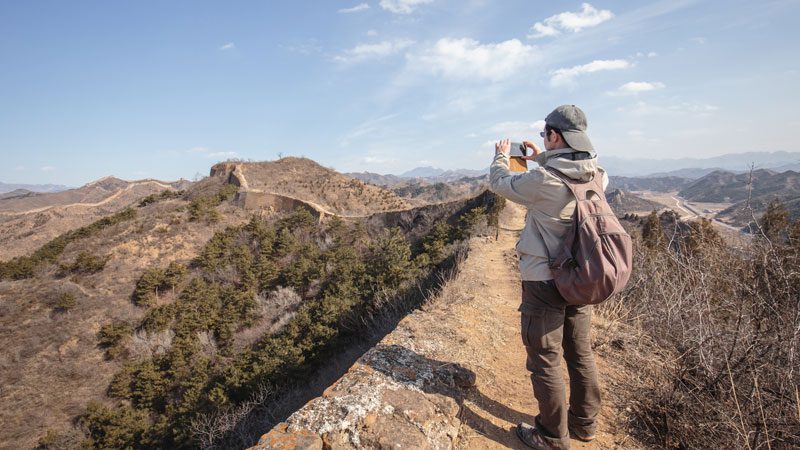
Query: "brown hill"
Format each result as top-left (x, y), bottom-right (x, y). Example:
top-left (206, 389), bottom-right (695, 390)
top-left (678, 169), bottom-right (799, 203)
top-left (606, 189), bottom-right (665, 215)
top-left (217, 157), bottom-right (411, 215)
top-left (389, 175), bottom-right (488, 207)
top-left (0, 177), bottom-right (191, 260)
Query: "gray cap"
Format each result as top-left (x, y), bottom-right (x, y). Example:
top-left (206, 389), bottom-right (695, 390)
top-left (544, 104), bottom-right (594, 152)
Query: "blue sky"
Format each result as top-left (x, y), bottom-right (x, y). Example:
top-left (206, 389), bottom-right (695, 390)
top-left (1, 0), bottom-right (799, 186)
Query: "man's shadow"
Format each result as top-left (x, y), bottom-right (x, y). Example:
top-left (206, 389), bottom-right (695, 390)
top-left (362, 344), bottom-right (536, 449)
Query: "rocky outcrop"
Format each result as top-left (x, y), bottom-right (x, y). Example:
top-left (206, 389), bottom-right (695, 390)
top-left (250, 344), bottom-right (476, 450)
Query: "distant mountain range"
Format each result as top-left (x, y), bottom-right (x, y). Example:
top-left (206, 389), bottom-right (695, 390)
top-left (600, 151), bottom-right (800, 179)
top-left (346, 167), bottom-right (487, 186)
top-left (0, 181), bottom-right (70, 194)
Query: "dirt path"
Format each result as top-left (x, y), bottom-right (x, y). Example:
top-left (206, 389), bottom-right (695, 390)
top-left (430, 200), bottom-right (634, 449)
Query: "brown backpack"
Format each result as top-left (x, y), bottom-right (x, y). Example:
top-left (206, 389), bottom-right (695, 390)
top-left (542, 167), bottom-right (633, 305)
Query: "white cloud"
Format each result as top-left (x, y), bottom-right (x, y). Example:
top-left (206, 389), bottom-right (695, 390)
top-left (618, 101), bottom-right (719, 117)
top-left (14, 165), bottom-right (25, 171)
top-left (550, 59), bottom-right (631, 86)
top-left (334, 39), bottom-right (414, 63)
top-left (529, 3), bottom-right (614, 39)
top-left (185, 147), bottom-right (238, 159)
top-left (380, 0), bottom-right (433, 14)
top-left (219, 42), bottom-right (236, 51)
top-left (338, 3), bottom-right (370, 13)
top-left (40, 166), bottom-right (55, 171)
top-left (366, 29), bottom-right (379, 36)
top-left (691, 36), bottom-right (707, 45)
top-left (361, 154), bottom-right (398, 165)
top-left (407, 38), bottom-right (539, 82)
top-left (608, 81), bottom-right (665, 96)
top-left (488, 120), bottom-right (546, 140)
top-left (207, 151), bottom-right (238, 159)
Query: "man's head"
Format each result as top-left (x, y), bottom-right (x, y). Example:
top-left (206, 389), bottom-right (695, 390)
top-left (543, 105), bottom-right (594, 152)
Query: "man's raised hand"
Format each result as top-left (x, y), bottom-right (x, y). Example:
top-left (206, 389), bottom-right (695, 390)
top-left (522, 140), bottom-right (542, 160)
top-left (495, 138), bottom-right (510, 157)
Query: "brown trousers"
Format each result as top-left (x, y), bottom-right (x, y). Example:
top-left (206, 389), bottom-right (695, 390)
top-left (520, 280), bottom-right (601, 450)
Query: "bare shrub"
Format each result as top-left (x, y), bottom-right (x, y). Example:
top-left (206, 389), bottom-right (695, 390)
top-left (597, 212), bottom-right (800, 449)
top-left (232, 287), bottom-right (303, 350)
top-left (126, 329), bottom-right (175, 360)
top-left (189, 384), bottom-right (278, 450)
top-left (35, 426), bottom-right (84, 450)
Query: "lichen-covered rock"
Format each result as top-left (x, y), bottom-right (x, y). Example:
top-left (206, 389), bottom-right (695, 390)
top-left (249, 344), bottom-right (475, 450)
top-left (252, 423), bottom-right (323, 449)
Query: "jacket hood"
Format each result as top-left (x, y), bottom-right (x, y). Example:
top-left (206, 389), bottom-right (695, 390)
top-left (533, 148), bottom-right (599, 182)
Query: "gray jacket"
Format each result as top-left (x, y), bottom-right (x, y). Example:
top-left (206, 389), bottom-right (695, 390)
top-left (489, 148), bottom-right (608, 281)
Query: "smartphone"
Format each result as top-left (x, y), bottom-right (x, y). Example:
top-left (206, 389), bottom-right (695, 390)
top-left (509, 142), bottom-right (527, 157)
top-left (508, 142), bottom-right (528, 172)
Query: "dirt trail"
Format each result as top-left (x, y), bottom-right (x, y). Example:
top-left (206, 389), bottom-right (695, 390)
top-left (429, 200), bottom-right (634, 449)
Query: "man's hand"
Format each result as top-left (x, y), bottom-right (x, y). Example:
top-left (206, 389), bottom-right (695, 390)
top-left (495, 138), bottom-right (510, 157)
top-left (522, 140), bottom-right (542, 160)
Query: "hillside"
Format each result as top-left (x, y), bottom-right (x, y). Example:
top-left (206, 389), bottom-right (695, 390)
top-left (605, 189), bottom-right (665, 215)
top-left (228, 157), bottom-right (411, 215)
top-left (389, 175), bottom-right (488, 207)
top-left (0, 159), bottom-right (500, 450)
top-left (607, 175), bottom-right (691, 193)
top-left (678, 169), bottom-right (799, 202)
top-left (676, 169), bottom-right (800, 226)
top-left (344, 171), bottom-right (407, 187)
top-left (0, 177), bottom-right (191, 260)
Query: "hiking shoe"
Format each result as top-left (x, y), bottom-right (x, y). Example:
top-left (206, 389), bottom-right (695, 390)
top-left (516, 422), bottom-right (560, 450)
top-left (568, 427), bottom-right (596, 442)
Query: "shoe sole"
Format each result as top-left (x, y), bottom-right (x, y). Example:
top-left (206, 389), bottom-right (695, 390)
top-left (515, 423), bottom-right (539, 449)
top-left (569, 431), bottom-right (596, 442)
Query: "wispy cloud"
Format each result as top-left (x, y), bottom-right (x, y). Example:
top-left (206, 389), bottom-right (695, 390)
top-left (334, 39), bottom-right (414, 63)
top-left (366, 29), bottom-right (379, 36)
top-left (407, 38), bottom-right (539, 82)
top-left (380, 0), bottom-right (433, 14)
top-left (219, 42), bottom-right (236, 51)
top-left (488, 120), bottom-right (546, 140)
top-left (618, 101), bottom-right (719, 117)
top-left (528, 3), bottom-right (614, 39)
top-left (550, 59), bottom-right (631, 86)
top-left (40, 166), bottom-right (56, 172)
top-left (338, 3), bottom-right (370, 13)
top-left (281, 39), bottom-right (323, 55)
top-left (14, 165), bottom-right (25, 171)
top-left (339, 114), bottom-right (400, 146)
top-left (185, 147), bottom-right (239, 159)
top-left (608, 81), bottom-right (665, 96)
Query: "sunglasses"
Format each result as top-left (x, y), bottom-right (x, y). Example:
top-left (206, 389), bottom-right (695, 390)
top-left (540, 127), bottom-right (561, 138)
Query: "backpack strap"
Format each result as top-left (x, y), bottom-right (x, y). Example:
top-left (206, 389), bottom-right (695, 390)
top-left (545, 167), bottom-right (604, 201)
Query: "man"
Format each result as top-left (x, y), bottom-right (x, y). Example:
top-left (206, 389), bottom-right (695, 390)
top-left (489, 105), bottom-right (607, 450)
